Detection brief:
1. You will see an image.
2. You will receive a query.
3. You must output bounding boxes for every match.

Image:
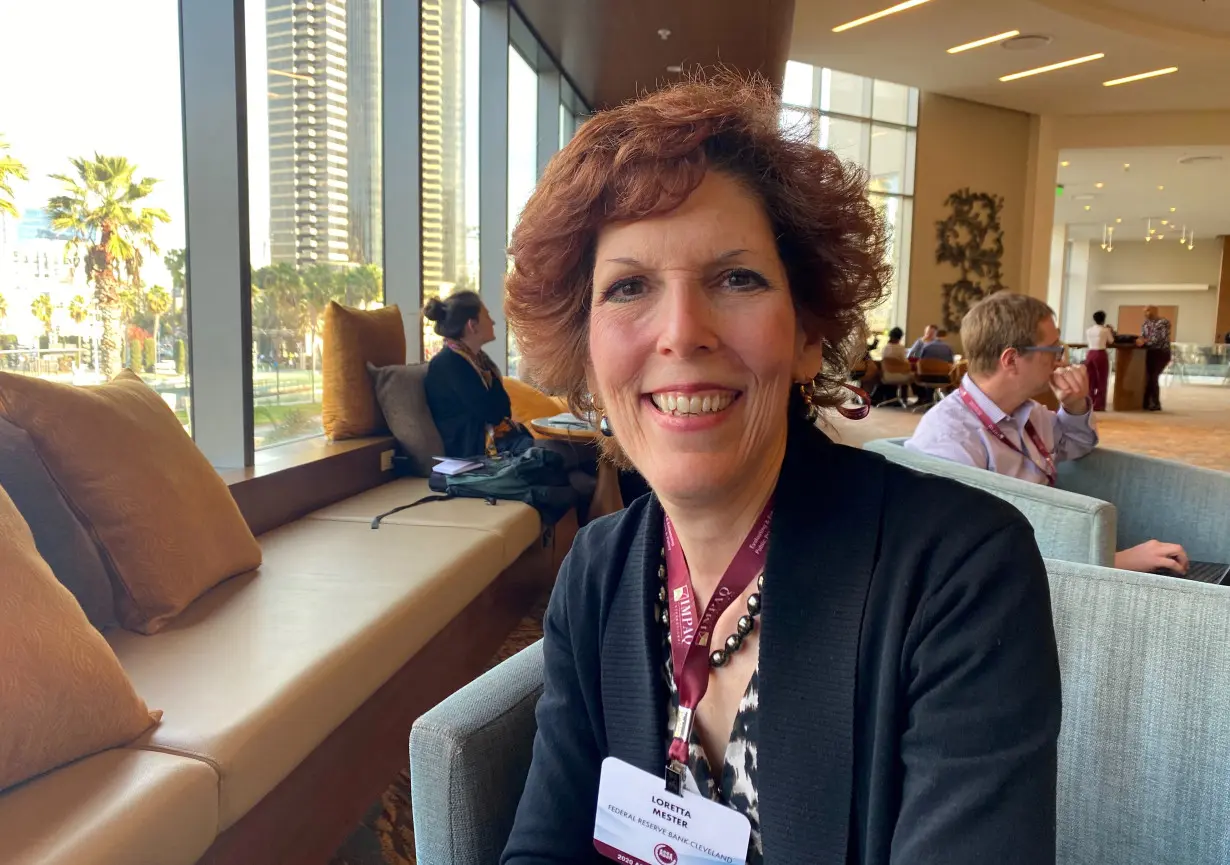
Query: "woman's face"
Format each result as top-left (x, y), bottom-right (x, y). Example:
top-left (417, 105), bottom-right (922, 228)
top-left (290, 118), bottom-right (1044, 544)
top-left (470, 304), bottom-right (497, 346)
top-left (588, 171), bottom-right (824, 504)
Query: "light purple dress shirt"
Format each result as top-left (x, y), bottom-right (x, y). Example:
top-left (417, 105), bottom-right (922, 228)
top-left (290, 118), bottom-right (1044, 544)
top-left (905, 375), bottom-right (1098, 484)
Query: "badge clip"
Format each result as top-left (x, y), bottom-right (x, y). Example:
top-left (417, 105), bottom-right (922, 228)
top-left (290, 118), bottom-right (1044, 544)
top-left (665, 759), bottom-right (686, 797)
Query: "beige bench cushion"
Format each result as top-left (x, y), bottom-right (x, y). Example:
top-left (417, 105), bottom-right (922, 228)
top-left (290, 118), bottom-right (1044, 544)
top-left (109, 518), bottom-right (505, 830)
top-left (0, 748), bottom-right (218, 865)
top-left (308, 477), bottom-right (542, 569)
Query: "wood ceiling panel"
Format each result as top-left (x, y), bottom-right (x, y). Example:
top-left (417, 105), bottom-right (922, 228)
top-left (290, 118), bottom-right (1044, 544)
top-left (512, 0), bottom-right (795, 109)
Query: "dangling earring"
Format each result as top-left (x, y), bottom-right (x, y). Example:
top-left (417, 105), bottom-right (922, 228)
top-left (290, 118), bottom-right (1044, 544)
top-left (599, 415), bottom-right (614, 437)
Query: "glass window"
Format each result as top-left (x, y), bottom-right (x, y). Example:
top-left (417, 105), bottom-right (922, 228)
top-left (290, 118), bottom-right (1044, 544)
top-left (0, 0), bottom-right (191, 433)
top-left (869, 125), bottom-right (907, 194)
top-left (505, 46), bottom-right (538, 377)
top-left (781, 61), bottom-right (814, 108)
top-left (821, 68), bottom-right (871, 118)
top-left (420, 0), bottom-right (480, 362)
top-left (246, 0), bottom-right (385, 450)
top-left (820, 116), bottom-right (869, 168)
top-left (871, 80), bottom-right (910, 125)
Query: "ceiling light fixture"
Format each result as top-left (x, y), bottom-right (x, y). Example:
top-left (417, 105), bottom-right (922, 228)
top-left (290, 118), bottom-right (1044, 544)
top-left (665, 65), bottom-right (683, 73)
top-left (1060, 160), bottom-right (1070, 167)
top-left (1123, 163), bottom-right (1131, 170)
top-left (833, 0), bottom-right (933, 33)
top-left (1158, 185), bottom-right (1165, 191)
top-left (1103, 67), bottom-right (1178, 87)
top-left (1084, 205), bottom-right (1092, 211)
top-left (999, 53), bottom-right (1104, 82)
top-left (947, 30), bottom-right (1020, 53)
top-left (1170, 207), bottom-right (1177, 212)
top-left (1095, 182), bottom-right (1104, 188)
top-left (1116, 218), bottom-right (1122, 223)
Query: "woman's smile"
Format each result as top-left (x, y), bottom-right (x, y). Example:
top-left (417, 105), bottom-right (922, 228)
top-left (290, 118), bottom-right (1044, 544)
top-left (645, 387), bottom-right (742, 430)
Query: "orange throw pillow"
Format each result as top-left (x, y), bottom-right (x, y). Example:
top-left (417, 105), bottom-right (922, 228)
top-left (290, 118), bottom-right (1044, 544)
top-left (504, 377), bottom-right (568, 439)
top-left (0, 370), bottom-right (262, 634)
top-left (0, 483), bottom-right (158, 792)
top-left (322, 302), bottom-right (406, 440)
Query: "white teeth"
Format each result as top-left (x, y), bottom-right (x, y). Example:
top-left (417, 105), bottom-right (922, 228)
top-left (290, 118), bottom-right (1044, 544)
top-left (650, 392), bottom-right (736, 416)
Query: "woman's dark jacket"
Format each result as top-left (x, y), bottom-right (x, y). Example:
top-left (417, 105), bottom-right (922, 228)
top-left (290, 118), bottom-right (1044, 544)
top-left (424, 345), bottom-right (513, 458)
top-left (502, 419), bottom-right (1061, 864)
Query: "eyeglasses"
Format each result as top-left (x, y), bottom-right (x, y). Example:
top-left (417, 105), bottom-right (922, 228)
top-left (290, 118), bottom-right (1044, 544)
top-left (1016, 344), bottom-right (1066, 357)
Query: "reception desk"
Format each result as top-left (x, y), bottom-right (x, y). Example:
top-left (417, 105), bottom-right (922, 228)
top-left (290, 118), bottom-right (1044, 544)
top-left (1112, 345), bottom-right (1149, 412)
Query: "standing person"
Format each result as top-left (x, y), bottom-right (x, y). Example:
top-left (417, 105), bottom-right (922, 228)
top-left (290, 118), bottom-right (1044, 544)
top-left (501, 75), bottom-right (1060, 865)
top-left (1136, 305), bottom-right (1172, 412)
top-left (1085, 310), bottom-right (1113, 411)
top-left (907, 323), bottom-right (938, 360)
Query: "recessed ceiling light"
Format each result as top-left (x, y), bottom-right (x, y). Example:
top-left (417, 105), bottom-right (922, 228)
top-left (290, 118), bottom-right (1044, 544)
top-left (1158, 185), bottom-right (1165, 191)
top-left (1161, 220), bottom-right (1168, 225)
top-left (665, 65), bottom-right (682, 73)
top-left (1084, 205), bottom-right (1092, 211)
top-left (1095, 182), bottom-right (1104, 188)
top-left (1170, 207), bottom-right (1177, 212)
top-left (1123, 163), bottom-right (1131, 170)
top-left (999, 53), bottom-right (1104, 82)
top-left (833, 0), bottom-right (933, 33)
top-left (947, 30), bottom-right (1019, 54)
top-left (1103, 67), bottom-right (1178, 87)
top-left (1116, 218), bottom-right (1122, 223)
top-left (657, 28), bottom-right (672, 41)
top-left (1060, 160), bottom-right (1070, 167)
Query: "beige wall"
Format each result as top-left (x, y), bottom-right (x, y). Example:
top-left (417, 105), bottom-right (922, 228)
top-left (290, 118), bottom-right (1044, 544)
top-left (907, 93), bottom-right (1032, 348)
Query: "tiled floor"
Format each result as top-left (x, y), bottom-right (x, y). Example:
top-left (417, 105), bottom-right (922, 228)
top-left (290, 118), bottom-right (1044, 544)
top-left (826, 380), bottom-right (1230, 473)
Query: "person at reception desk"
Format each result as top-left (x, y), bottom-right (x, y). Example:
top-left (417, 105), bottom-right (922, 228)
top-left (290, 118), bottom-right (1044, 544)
top-left (1085, 310), bottom-right (1114, 411)
top-left (908, 293), bottom-right (1190, 575)
top-left (1136, 306), bottom-right (1172, 412)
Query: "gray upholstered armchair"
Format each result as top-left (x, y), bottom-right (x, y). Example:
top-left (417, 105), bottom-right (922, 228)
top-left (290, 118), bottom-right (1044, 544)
top-left (862, 438), bottom-right (1230, 568)
top-left (409, 560), bottom-right (1230, 865)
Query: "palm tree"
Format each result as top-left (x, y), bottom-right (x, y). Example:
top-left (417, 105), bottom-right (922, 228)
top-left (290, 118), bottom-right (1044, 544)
top-left (252, 263), bottom-right (302, 364)
top-left (0, 292), bottom-right (7, 324)
top-left (68, 295), bottom-right (88, 326)
top-left (46, 154), bottom-right (170, 379)
top-left (146, 284), bottom-right (170, 347)
top-left (31, 293), bottom-right (54, 345)
top-left (0, 136), bottom-right (28, 220)
top-left (343, 263), bottom-right (383, 308)
top-left (164, 247), bottom-right (186, 335)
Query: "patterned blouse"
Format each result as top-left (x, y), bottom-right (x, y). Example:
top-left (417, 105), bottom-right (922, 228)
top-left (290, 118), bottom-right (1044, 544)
top-left (662, 631), bottom-right (762, 864)
top-left (1141, 317), bottom-right (1172, 350)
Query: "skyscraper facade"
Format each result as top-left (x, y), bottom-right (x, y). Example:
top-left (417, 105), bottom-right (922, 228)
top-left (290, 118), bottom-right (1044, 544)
top-left (420, 0), bottom-right (467, 304)
top-left (267, 0), bottom-right (352, 267)
top-left (347, 0), bottom-right (381, 267)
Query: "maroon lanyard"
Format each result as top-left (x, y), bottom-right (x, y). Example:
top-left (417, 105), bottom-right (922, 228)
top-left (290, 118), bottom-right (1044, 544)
top-left (958, 386), bottom-right (1056, 486)
top-left (662, 500), bottom-right (772, 794)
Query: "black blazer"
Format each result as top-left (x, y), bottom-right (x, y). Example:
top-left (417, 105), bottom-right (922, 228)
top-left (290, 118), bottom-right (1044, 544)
top-left (503, 420), bottom-right (1061, 865)
top-left (424, 346), bottom-right (513, 458)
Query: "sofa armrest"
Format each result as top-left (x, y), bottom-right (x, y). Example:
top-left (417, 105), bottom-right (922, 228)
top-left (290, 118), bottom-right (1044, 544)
top-left (410, 640), bottom-right (544, 865)
top-left (1057, 449), bottom-right (1230, 562)
top-left (1043, 558), bottom-right (1230, 865)
top-left (863, 438), bottom-right (1117, 566)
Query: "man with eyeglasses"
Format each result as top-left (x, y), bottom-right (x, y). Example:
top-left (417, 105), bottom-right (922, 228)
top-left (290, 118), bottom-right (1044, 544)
top-left (907, 292), bottom-right (1189, 575)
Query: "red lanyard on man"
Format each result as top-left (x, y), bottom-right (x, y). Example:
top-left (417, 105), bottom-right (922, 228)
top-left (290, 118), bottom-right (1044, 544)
top-left (662, 500), bottom-right (773, 795)
top-left (958, 385), bottom-right (1056, 486)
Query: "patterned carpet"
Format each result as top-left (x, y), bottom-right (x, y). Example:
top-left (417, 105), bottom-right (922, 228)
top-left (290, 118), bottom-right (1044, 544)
top-left (328, 593), bottom-right (551, 865)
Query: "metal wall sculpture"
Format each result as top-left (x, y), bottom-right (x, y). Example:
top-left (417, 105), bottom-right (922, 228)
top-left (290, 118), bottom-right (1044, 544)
top-left (935, 188), bottom-right (1007, 330)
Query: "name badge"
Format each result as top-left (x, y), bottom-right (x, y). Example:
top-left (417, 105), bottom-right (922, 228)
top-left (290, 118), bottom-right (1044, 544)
top-left (594, 757), bottom-right (751, 865)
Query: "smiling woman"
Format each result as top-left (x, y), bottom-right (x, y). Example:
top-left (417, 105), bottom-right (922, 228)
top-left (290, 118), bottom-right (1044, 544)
top-left (501, 75), bottom-right (1063, 865)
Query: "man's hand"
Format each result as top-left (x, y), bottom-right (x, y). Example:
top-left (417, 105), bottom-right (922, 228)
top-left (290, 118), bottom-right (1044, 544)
top-left (1114, 540), bottom-right (1190, 575)
top-left (1050, 364), bottom-right (1090, 414)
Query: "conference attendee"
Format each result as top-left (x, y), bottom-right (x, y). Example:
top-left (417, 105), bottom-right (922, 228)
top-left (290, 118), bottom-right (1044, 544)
top-left (1136, 305), bottom-right (1172, 411)
top-left (908, 292), bottom-right (1189, 575)
top-left (423, 291), bottom-right (530, 458)
top-left (501, 75), bottom-right (1060, 865)
top-left (907, 323), bottom-right (938, 359)
top-left (918, 328), bottom-right (956, 363)
top-left (881, 326), bottom-right (908, 362)
top-left (1085, 310), bottom-right (1114, 411)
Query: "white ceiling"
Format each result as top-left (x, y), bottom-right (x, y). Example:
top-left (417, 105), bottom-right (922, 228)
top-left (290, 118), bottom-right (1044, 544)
top-left (1054, 146), bottom-right (1230, 241)
top-left (790, 0), bottom-right (1230, 115)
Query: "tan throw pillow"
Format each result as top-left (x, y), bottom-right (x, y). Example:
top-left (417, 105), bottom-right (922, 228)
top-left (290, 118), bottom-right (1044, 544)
top-left (322, 302), bottom-right (406, 440)
top-left (0, 483), bottom-right (158, 792)
top-left (0, 370), bottom-right (262, 634)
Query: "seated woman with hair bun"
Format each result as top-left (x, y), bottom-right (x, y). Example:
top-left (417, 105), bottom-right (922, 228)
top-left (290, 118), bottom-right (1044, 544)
top-left (422, 290), bottom-right (531, 459)
top-left (500, 73), bottom-right (1060, 865)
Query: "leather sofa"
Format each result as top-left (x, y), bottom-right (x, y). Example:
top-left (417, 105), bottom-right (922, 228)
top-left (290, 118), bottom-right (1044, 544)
top-left (408, 558), bottom-right (1230, 865)
top-left (0, 474), bottom-right (573, 865)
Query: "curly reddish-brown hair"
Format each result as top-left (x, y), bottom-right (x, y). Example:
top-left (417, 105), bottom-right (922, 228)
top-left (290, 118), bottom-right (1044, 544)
top-left (505, 73), bottom-right (890, 419)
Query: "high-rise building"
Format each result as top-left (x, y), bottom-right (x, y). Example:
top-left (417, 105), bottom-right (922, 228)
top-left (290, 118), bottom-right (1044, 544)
top-left (267, 0), bottom-right (351, 267)
top-left (420, 0), bottom-right (468, 300)
top-left (347, 0), bottom-right (381, 267)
